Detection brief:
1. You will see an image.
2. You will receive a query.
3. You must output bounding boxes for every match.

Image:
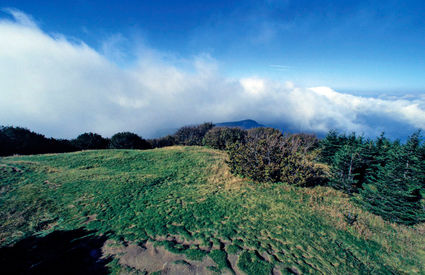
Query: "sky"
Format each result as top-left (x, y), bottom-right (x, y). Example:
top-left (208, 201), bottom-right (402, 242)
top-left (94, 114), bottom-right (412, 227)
top-left (1, 0), bottom-right (425, 139)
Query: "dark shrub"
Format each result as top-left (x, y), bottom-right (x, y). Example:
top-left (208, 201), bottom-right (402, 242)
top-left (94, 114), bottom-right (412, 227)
top-left (246, 127), bottom-right (281, 140)
top-left (228, 128), bottom-right (285, 182)
top-left (48, 138), bottom-right (77, 153)
top-left (109, 132), bottom-right (151, 149)
top-left (228, 127), bottom-right (326, 185)
top-left (72, 132), bottom-right (109, 150)
top-left (148, 135), bottom-right (176, 148)
top-left (174, 122), bottom-right (214, 146)
top-left (0, 128), bottom-right (12, 156)
top-left (203, 127), bottom-right (247, 150)
top-left (0, 126), bottom-right (47, 156)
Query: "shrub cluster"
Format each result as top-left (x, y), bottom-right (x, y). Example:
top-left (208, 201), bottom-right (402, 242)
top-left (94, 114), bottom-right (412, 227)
top-left (0, 122), bottom-right (219, 155)
top-left (174, 122), bottom-right (214, 146)
top-left (202, 127), bottom-right (246, 150)
top-left (72, 133), bottom-right (109, 150)
top-left (148, 135), bottom-right (176, 149)
top-left (148, 122), bottom-right (215, 148)
top-left (227, 128), bottom-right (327, 186)
top-left (109, 132), bottom-right (151, 149)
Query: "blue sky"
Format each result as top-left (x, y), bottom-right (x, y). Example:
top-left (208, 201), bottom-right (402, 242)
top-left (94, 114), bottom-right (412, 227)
top-left (1, 1), bottom-right (425, 138)
top-left (6, 0), bottom-right (425, 92)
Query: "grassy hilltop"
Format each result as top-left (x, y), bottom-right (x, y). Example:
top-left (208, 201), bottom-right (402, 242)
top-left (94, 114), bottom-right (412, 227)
top-left (1, 146), bottom-right (424, 274)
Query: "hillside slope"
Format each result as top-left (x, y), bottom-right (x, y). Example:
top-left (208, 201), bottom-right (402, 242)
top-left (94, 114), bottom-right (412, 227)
top-left (1, 147), bottom-right (424, 274)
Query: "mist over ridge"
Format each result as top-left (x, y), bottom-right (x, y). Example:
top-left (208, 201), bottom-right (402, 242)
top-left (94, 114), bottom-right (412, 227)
top-left (1, 9), bottom-right (424, 140)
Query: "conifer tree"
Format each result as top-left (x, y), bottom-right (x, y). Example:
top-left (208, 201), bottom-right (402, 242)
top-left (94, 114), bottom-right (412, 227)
top-left (320, 130), bottom-right (342, 164)
top-left (327, 134), bottom-right (367, 193)
top-left (359, 132), bottom-right (425, 225)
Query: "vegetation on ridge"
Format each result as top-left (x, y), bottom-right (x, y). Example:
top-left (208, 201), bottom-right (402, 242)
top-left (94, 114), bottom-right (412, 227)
top-left (320, 131), bottom-right (425, 225)
top-left (1, 147), bottom-right (424, 274)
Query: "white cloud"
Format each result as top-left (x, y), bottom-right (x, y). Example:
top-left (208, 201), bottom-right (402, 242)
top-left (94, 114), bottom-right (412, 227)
top-left (0, 10), bottom-right (424, 139)
top-left (1, 8), bottom-right (37, 28)
top-left (240, 78), bottom-right (266, 96)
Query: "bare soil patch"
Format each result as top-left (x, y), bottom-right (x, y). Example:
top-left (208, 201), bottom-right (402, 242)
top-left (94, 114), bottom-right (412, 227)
top-left (103, 240), bottom-right (218, 274)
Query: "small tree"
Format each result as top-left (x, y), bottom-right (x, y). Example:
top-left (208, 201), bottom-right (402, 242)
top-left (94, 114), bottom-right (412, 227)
top-left (319, 130), bottom-right (341, 164)
top-left (110, 132), bottom-right (151, 149)
top-left (321, 132), bottom-right (372, 193)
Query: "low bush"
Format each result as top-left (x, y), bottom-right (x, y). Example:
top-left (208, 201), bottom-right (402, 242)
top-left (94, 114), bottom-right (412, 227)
top-left (109, 132), bottom-right (151, 149)
top-left (174, 123), bottom-right (214, 146)
top-left (227, 128), bottom-right (326, 185)
top-left (203, 127), bottom-right (246, 150)
top-left (148, 135), bottom-right (176, 148)
top-left (72, 132), bottom-right (109, 150)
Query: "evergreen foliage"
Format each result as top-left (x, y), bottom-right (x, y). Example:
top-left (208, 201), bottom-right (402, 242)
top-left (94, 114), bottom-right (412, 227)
top-left (320, 133), bottom-right (372, 193)
top-left (358, 132), bottom-right (425, 225)
top-left (321, 130), bottom-right (425, 225)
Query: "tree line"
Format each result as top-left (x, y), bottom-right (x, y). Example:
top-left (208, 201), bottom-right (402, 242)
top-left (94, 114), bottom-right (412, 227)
top-left (320, 131), bottom-right (425, 225)
top-left (0, 126), bottom-right (152, 156)
top-left (0, 123), bottom-right (217, 156)
top-left (1, 123), bottom-right (424, 225)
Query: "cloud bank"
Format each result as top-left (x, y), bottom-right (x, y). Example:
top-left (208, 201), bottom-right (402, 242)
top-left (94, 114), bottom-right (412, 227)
top-left (1, 10), bottom-right (424, 139)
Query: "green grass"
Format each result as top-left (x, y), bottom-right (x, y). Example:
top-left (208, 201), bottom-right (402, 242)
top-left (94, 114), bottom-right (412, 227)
top-left (185, 248), bottom-right (207, 261)
top-left (209, 249), bottom-right (232, 272)
top-left (1, 146), bottom-right (424, 274)
top-left (237, 250), bottom-right (272, 275)
top-left (226, 244), bottom-right (242, 254)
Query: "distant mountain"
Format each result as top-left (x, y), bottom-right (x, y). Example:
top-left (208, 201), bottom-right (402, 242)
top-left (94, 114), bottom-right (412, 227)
top-left (215, 119), bottom-right (264, 129)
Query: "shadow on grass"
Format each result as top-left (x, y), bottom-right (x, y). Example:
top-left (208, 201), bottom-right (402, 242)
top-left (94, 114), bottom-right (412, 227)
top-left (0, 228), bottom-right (111, 275)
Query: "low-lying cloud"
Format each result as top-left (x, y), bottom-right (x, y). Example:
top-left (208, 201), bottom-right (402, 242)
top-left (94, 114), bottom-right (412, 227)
top-left (1, 9), bottom-right (424, 139)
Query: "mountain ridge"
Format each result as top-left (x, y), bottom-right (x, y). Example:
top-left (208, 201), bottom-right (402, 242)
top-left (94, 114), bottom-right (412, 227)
top-left (215, 119), bottom-right (264, 129)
